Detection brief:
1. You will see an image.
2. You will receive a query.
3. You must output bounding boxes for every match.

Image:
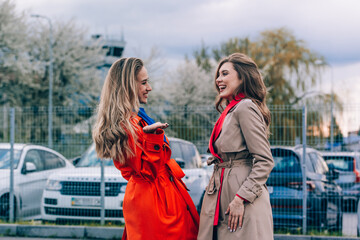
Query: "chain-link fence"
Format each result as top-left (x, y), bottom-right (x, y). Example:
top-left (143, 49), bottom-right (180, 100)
top-left (0, 104), bottom-right (359, 236)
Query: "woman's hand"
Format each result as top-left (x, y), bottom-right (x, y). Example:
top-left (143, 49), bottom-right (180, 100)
top-left (143, 122), bottom-right (169, 133)
top-left (225, 196), bottom-right (245, 232)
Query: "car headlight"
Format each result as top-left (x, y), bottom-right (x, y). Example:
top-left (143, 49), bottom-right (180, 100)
top-left (120, 183), bottom-right (127, 193)
top-left (46, 179), bottom-right (62, 191)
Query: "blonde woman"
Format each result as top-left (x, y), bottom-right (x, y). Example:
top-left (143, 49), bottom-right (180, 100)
top-left (93, 58), bottom-right (199, 240)
top-left (198, 53), bottom-right (274, 240)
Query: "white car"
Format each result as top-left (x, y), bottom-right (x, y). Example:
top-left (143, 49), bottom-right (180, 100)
top-left (0, 143), bottom-right (74, 221)
top-left (41, 137), bottom-right (209, 223)
top-left (41, 144), bottom-right (127, 223)
top-left (168, 137), bottom-right (210, 212)
top-left (322, 151), bottom-right (360, 211)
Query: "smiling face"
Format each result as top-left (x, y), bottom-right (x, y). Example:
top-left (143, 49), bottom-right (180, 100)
top-left (216, 62), bottom-right (243, 101)
top-left (136, 66), bottom-right (152, 104)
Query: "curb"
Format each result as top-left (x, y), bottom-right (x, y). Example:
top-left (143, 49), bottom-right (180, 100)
top-left (0, 224), bottom-right (358, 239)
top-left (275, 234), bottom-right (360, 240)
top-left (0, 224), bottom-right (123, 239)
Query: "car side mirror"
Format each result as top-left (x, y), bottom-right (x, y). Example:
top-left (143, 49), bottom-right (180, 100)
top-left (70, 156), bottom-right (81, 166)
top-left (327, 167), bottom-right (340, 181)
top-left (175, 158), bottom-right (185, 168)
top-left (22, 162), bottom-right (37, 174)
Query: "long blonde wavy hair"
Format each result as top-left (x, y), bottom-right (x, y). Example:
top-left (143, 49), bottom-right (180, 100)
top-left (215, 53), bottom-right (271, 134)
top-left (92, 57), bottom-right (143, 164)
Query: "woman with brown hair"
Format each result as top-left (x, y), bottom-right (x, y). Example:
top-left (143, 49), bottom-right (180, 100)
top-left (92, 57), bottom-right (199, 240)
top-left (198, 53), bottom-right (274, 240)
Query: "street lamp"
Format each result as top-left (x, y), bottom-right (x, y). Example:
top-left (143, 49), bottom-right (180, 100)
top-left (31, 14), bottom-right (53, 148)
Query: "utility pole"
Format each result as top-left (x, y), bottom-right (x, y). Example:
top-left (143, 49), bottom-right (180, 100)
top-left (31, 14), bottom-right (53, 148)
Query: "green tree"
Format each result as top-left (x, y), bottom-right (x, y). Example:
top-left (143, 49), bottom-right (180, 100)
top-left (0, 1), bottom-right (105, 153)
top-left (193, 28), bottom-right (345, 147)
top-left (194, 28), bottom-right (326, 106)
top-left (24, 19), bottom-right (104, 107)
top-left (329, 116), bottom-right (343, 144)
top-left (0, 0), bottom-right (104, 107)
top-left (0, 0), bottom-right (30, 106)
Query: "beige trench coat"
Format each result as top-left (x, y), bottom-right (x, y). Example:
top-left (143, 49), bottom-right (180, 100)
top-left (198, 99), bottom-right (274, 240)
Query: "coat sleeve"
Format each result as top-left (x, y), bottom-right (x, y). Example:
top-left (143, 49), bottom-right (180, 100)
top-left (235, 100), bottom-right (274, 203)
top-left (114, 126), bottom-right (165, 182)
top-left (113, 159), bottom-right (133, 181)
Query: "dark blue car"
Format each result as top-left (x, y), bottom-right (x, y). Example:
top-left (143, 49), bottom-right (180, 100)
top-left (267, 146), bottom-right (343, 232)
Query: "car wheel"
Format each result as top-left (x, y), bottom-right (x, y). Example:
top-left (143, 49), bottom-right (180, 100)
top-left (197, 191), bottom-right (205, 214)
top-left (0, 193), bottom-right (16, 221)
top-left (326, 200), bottom-right (342, 233)
top-left (335, 209), bottom-right (343, 234)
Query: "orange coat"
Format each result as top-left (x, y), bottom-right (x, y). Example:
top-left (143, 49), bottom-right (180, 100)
top-left (113, 116), bottom-right (199, 240)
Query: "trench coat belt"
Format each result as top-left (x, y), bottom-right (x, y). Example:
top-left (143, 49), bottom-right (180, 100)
top-left (206, 157), bottom-right (253, 195)
top-left (130, 166), bottom-right (170, 183)
top-left (130, 159), bottom-right (185, 183)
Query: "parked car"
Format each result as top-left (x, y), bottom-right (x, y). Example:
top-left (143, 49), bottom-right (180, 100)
top-left (199, 153), bottom-right (214, 180)
top-left (0, 143), bottom-right (74, 221)
top-left (267, 146), bottom-right (343, 232)
top-left (41, 137), bottom-right (209, 223)
top-left (41, 144), bottom-right (127, 223)
top-left (168, 138), bottom-right (209, 212)
top-left (200, 154), bottom-right (212, 165)
top-left (322, 151), bottom-right (360, 211)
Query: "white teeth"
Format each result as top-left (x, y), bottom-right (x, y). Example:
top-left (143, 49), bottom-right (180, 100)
top-left (219, 86), bottom-right (226, 90)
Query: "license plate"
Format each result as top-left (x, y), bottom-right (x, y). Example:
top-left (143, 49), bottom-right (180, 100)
top-left (267, 186), bottom-right (273, 194)
top-left (71, 197), bottom-right (101, 207)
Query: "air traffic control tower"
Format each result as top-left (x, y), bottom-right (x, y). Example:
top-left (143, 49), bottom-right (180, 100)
top-left (91, 33), bottom-right (126, 85)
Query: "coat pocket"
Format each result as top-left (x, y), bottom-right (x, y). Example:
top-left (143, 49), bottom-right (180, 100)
top-left (143, 140), bottom-right (162, 162)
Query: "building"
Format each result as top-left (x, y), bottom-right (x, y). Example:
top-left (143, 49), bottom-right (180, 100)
top-left (91, 33), bottom-right (126, 85)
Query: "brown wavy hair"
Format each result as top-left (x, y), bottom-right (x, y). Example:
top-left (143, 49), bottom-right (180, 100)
top-left (92, 58), bottom-right (144, 164)
top-left (215, 53), bottom-right (271, 133)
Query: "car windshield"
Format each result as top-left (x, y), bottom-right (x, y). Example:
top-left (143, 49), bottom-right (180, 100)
top-left (271, 151), bottom-right (301, 173)
top-left (323, 156), bottom-right (354, 171)
top-left (76, 144), bottom-right (113, 167)
top-left (0, 149), bottom-right (22, 169)
top-left (309, 152), bottom-right (329, 174)
top-left (169, 140), bottom-right (198, 169)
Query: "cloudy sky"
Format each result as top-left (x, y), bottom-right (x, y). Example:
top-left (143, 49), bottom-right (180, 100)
top-left (15, 0), bottom-right (360, 107)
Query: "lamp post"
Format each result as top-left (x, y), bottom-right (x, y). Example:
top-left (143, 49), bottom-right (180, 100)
top-left (31, 14), bottom-right (53, 148)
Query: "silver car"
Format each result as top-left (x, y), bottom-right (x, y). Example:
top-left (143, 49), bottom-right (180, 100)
top-left (169, 138), bottom-right (210, 212)
top-left (322, 151), bottom-right (360, 211)
top-left (0, 143), bottom-right (74, 221)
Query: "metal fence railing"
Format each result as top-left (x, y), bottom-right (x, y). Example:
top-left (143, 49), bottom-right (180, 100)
top-left (0, 104), bottom-right (359, 236)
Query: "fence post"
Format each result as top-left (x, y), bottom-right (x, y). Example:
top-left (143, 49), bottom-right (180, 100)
top-left (302, 105), bottom-right (307, 234)
top-left (100, 158), bottom-right (105, 225)
top-left (9, 108), bottom-right (15, 222)
top-left (3, 106), bottom-right (8, 141)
